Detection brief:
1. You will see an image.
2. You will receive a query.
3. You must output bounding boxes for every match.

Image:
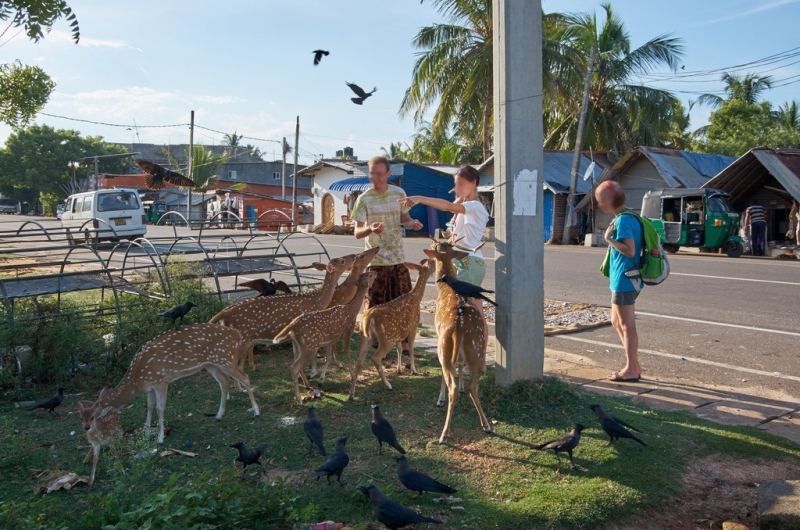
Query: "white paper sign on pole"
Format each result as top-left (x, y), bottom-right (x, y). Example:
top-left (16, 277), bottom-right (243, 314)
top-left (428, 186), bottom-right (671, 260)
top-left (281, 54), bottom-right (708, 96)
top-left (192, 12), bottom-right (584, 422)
top-left (512, 169), bottom-right (538, 217)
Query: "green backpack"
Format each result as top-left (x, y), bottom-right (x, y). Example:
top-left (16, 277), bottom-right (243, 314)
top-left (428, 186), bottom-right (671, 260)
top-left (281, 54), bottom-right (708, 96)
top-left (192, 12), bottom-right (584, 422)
top-left (600, 210), bottom-right (670, 285)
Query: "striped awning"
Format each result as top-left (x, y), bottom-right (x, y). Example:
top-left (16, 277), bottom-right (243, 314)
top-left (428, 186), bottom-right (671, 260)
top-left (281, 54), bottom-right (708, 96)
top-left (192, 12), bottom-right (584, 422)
top-left (329, 175), bottom-right (399, 192)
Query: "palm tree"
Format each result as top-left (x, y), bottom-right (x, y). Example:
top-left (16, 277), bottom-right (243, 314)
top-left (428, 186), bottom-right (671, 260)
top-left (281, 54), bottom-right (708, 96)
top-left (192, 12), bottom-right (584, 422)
top-left (380, 142), bottom-right (409, 159)
top-left (245, 144), bottom-right (264, 160)
top-left (222, 131), bottom-right (243, 147)
top-left (775, 101), bottom-right (800, 131)
top-left (165, 145), bottom-right (228, 191)
top-left (699, 73), bottom-right (774, 109)
top-left (544, 3), bottom-right (684, 155)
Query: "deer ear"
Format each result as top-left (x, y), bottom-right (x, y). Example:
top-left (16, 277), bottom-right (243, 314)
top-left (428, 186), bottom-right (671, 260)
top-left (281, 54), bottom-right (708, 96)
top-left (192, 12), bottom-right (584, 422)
top-left (423, 249), bottom-right (436, 259)
top-left (404, 262), bottom-right (418, 271)
top-left (98, 388), bottom-right (109, 400)
top-left (311, 262), bottom-right (326, 271)
top-left (453, 250), bottom-right (469, 261)
top-left (76, 401), bottom-right (85, 412)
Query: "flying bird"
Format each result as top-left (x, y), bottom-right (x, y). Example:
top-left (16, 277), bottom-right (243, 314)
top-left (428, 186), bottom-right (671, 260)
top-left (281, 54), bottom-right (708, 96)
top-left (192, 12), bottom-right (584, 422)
top-left (239, 278), bottom-right (292, 297)
top-left (533, 423), bottom-right (585, 469)
top-left (312, 49), bottom-right (329, 66)
top-left (346, 82), bottom-right (377, 105)
top-left (229, 441), bottom-right (267, 475)
top-left (28, 387), bottom-right (65, 416)
top-left (304, 406), bottom-right (326, 456)
top-left (371, 405), bottom-right (406, 455)
top-left (314, 435), bottom-right (349, 486)
top-left (589, 404), bottom-right (647, 447)
top-left (156, 301), bottom-right (196, 326)
top-left (437, 274), bottom-right (497, 306)
top-left (358, 484), bottom-right (443, 530)
top-left (136, 159), bottom-right (196, 190)
top-left (395, 455), bottom-right (457, 495)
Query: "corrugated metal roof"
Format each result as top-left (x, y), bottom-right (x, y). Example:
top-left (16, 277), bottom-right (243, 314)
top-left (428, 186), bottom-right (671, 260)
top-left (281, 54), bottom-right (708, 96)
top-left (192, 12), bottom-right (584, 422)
top-left (474, 151), bottom-right (602, 193)
top-left (329, 175), bottom-right (400, 192)
top-left (703, 148), bottom-right (800, 205)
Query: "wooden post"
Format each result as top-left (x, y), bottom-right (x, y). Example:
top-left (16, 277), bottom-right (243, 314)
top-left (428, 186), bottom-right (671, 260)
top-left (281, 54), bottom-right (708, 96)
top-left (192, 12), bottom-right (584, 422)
top-left (187, 110), bottom-right (195, 225)
top-left (281, 137), bottom-right (288, 201)
top-left (292, 116), bottom-right (299, 226)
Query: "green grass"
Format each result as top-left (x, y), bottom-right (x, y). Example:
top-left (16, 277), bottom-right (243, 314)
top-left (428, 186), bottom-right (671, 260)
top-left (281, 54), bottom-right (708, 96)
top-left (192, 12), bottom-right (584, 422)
top-left (1, 338), bottom-right (799, 529)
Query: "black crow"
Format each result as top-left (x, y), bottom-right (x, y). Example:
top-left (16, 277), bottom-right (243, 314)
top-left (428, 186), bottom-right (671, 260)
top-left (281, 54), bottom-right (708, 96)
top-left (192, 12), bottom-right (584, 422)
top-left (229, 441), bottom-right (267, 475)
top-left (28, 387), bottom-right (65, 415)
top-left (371, 405), bottom-right (406, 455)
top-left (314, 435), bottom-right (349, 486)
top-left (534, 423), bottom-right (585, 468)
top-left (156, 301), bottom-right (196, 326)
top-left (589, 404), bottom-right (647, 447)
top-left (304, 406), bottom-right (326, 456)
top-left (395, 455), bottom-right (457, 495)
top-left (346, 82), bottom-right (377, 105)
top-left (239, 278), bottom-right (292, 297)
top-left (313, 49), bottom-right (329, 66)
top-left (358, 484), bottom-right (443, 529)
top-left (437, 274), bottom-right (497, 306)
top-left (135, 159), bottom-right (196, 190)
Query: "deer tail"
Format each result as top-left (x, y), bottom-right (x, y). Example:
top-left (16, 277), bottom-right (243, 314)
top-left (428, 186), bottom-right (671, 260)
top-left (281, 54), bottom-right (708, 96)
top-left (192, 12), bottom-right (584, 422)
top-left (272, 323), bottom-right (294, 345)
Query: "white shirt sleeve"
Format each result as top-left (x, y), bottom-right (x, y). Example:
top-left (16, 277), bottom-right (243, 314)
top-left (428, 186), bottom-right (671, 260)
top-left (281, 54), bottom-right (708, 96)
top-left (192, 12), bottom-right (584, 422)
top-left (462, 200), bottom-right (489, 227)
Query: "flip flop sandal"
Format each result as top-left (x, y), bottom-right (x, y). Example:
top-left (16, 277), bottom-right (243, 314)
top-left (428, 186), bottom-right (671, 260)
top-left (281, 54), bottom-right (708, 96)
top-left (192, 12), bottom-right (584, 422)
top-left (608, 371), bottom-right (640, 383)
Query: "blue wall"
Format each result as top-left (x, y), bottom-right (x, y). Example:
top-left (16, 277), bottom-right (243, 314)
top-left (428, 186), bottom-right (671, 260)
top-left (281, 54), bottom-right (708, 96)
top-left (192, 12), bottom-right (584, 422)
top-left (399, 165), bottom-right (455, 236)
top-left (543, 190), bottom-right (554, 241)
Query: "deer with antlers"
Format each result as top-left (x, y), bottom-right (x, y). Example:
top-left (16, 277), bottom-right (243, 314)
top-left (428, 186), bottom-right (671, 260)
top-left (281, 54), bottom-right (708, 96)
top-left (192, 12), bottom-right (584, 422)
top-left (348, 259), bottom-right (434, 400)
top-left (96, 323), bottom-right (260, 445)
top-left (210, 254), bottom-right (356, 371)
top-left (308, 246), bottom-right (381, 380)
top-left (423, 238), bottom-right (492, 444)
top-left (77, 390), bottom-right (133, 486)
top-left (274, 271), bottom-right (376, 406)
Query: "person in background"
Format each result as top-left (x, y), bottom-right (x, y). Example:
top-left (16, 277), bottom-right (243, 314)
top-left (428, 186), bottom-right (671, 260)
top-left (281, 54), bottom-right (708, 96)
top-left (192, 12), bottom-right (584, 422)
top-left (398, 165), bottom-right (490, 374)
top-left (596, 181), bottom-right (643, 383)
top-left (344, 191), bottom-right (358, 219)
top-left (787, 200), bottom-right (799, 244)
top-left (744, 199), bottom-right (767, 256)
top-left (353, 156), bottom-right (423, 354)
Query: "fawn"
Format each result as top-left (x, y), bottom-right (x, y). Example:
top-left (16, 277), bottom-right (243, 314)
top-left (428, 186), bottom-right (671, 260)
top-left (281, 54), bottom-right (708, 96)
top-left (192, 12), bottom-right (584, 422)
top-left (77, 390), bottom-right (132, 486)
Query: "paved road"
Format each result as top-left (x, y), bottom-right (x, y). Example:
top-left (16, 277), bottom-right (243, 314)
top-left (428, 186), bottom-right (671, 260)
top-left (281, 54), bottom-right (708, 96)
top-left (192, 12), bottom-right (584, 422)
top-left (2, 216), bottom-right (798, 400)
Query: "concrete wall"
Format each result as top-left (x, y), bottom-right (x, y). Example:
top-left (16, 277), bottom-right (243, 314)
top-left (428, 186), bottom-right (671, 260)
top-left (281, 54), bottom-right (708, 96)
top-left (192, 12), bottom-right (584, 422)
top-left (310, 167), bottom-right (351, 226)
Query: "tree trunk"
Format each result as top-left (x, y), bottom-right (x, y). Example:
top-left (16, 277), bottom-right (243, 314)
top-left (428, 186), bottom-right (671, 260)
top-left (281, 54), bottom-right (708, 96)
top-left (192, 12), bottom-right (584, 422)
top-left (482, 76), bottom-right (494, 161)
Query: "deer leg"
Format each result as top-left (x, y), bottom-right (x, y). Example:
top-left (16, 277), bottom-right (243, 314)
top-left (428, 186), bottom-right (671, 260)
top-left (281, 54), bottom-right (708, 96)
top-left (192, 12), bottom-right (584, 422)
top-left (145, 389), bottom-right (155, 428)
top-left (436, 336), bottom-right (454, 407)
top-left (396, 341), bottom-right (404, 375)
top-left (153, 385), bottom-right (168, 445)
top-left (83, 446), bottom-right (93, 464)
top-left (406, 330), bottom-right (418, 375)
top-left (319, 345), bottom-right (330, 385)
top-left (439, 364), bottom-right (459, 445)
top-left (309, 355), bottom-right (319, 379)
top-left (89, 442), bottom-right (99, 486)
top-left (466, 363), bottom-right (492, 434)
top-left (218, 363), bottom-right (260, 417)
top-left (290, 355), bottom-right (307, 407)
top-left (371, 340), bottom-right (394, 391)
top-left (349, 333), bottom-right (373, 400)
top-left (206, 365), bottom-right (229, 420)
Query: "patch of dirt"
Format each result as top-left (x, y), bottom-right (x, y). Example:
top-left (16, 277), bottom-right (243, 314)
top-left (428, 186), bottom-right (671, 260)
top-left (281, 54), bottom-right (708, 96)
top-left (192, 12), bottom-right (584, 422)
top-left (610, 455), bottom-right (800, 530)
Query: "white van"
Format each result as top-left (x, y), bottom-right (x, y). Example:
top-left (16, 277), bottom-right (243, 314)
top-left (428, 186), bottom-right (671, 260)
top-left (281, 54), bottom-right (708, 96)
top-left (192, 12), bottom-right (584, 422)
top-left (61, 189), bottom-right (147, 241)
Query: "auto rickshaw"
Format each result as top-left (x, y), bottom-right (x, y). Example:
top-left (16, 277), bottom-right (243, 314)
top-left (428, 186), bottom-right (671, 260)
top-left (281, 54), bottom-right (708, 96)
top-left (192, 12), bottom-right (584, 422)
top-left (641, 188), bottom-right (744, 257)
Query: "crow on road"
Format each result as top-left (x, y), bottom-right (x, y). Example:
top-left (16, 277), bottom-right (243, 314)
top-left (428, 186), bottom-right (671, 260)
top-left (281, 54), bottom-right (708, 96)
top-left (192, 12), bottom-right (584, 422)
top-left (314, 435), bottom-right (349, 486)
top-left (437, 274), bottom-right (497, 306)
top-left (136, 159), bottom-right (195, 190)
top-left (395, 455), bottom-right (457, 495)
top-left (533, 423), bottom-right (585, 469)
top-left (358, 484), bottom-right (443, 530)
top-left (229, 441), bottom-right (267, 475)
top-left (346, 82), bottom-right (377, 105)
top-left (371, 405), bottom-right (406, 455)
top-left (589, 404), bottom-right (647, 447)
top-left (156, 301), bottom-right (196, 326)
top-left (28, 387), bottom-right (65, 416)
top-left (304, 406), bottom-right (326, 457)
top-left (313, 49), bottom-right (329, 65)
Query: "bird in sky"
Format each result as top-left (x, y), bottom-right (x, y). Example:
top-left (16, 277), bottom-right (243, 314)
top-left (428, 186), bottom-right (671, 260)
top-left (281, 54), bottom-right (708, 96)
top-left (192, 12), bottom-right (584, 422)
top-left (136, 159), bottom-right (196, 190)
top-left (346, 82), bottom-right (377, 105)
top-left (313, 49), bottom-right (329, 66)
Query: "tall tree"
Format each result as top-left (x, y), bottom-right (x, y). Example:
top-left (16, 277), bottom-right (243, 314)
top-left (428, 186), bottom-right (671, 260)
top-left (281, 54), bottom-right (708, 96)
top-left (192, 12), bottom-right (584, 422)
top-left (775, 101), bottom-right (800, 131)
top-left (0, 1), bottom-right (79, 127)
top-left (222, 131), bottom-right (243, 147)
top-left (698, 73), bottom-right (773, 109)
top-left (165, 145), bottom-right (228, 191)
top-left (544, 2), bottom-right (684, 155)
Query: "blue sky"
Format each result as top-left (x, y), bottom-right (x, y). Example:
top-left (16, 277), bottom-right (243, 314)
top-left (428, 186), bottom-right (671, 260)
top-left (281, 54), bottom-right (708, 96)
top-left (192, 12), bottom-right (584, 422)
top-left (1, 0), bottom-right (798, 163)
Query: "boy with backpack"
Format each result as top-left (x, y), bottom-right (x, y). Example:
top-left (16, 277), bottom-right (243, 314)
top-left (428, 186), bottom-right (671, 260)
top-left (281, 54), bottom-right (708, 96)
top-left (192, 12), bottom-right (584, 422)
top-left (596, 181), bottom-right (644, 383)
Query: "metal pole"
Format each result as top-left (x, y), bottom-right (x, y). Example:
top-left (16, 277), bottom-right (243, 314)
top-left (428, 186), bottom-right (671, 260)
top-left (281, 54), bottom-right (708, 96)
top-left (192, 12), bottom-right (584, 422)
top-left (562, 45), bottom-right (597, 245)
top-left (493, 0), bottom-right (544, 385)
top-left (292, 117), bottom-right (299, 226)
top-left (187, 110), bottom-right (194, 225)
top-left (93, 157), bottom-right (99, 191)
top-left (281, 137), bottom-right (287, 201)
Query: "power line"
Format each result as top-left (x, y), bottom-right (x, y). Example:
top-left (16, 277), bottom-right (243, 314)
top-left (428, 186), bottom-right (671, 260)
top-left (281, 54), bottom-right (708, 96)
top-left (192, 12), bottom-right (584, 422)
top-left (191, 125), bottom-right (282, 145)
top-left (39, 112), bottom-right (188, 129)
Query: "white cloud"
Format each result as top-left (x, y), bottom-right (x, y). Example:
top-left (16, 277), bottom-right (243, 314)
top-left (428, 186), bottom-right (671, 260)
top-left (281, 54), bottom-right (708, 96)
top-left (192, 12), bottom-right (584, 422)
top-left (700, 0), bottom-right (799, 25)
top-left (47, 30), bottom-right (128, 48)
top-left (195, 95), bottom-right (247, 104)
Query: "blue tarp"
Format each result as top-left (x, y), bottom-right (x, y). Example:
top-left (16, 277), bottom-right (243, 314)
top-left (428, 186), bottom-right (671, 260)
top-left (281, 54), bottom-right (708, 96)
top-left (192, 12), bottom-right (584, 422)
top-left (329, 175), bottom-right (400, 192)
top-left (680, 151), bottom-right (737, 180)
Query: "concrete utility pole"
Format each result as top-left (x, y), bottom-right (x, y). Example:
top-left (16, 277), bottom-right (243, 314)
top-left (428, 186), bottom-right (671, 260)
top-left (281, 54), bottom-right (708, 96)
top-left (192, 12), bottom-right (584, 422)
top-left (187, 110), bottom-right (195, 224)
top-left (292, 116), bottom-right (299, 225)
top-left (562, 46), bottom-right (597, 245)
top-left (493, 0), bottom-right (545, 385)
top-left (281, 137), bottom-right (288, 201)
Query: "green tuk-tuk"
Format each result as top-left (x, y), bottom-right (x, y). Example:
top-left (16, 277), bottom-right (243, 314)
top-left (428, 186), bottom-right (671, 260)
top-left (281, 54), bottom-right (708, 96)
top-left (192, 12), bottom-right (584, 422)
top-left (641, 188), bottom-right (744, 258)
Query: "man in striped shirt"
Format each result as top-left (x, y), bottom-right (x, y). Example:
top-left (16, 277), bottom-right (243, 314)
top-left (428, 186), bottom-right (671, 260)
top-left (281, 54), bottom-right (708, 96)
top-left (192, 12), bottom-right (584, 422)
top-left (744, 199), bottom-right (767, 256)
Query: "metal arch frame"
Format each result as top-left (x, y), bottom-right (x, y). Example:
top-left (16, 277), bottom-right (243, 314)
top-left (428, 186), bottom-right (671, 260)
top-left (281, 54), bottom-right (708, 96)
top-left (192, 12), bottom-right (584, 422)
top-left (76, 217), bottom-right (121, 245)
top-left (106, 238), bottom-right (171, 299)
top-left (160, 236), bottom-right (225, 300)
top-left (58, 243), bottom-right (123, 323)
top-left (155, 211), bottom-right (190, 238)
top-left (238, 231), bottom-right (302, 287)
top-left (197, 211), bottom-right (250, 243)
top-left (255, 208), bottom-right (296, 232)
top-left (14, 220), bottom-right (53, 241)
top-left (270, 231), bottom-right (332, 289)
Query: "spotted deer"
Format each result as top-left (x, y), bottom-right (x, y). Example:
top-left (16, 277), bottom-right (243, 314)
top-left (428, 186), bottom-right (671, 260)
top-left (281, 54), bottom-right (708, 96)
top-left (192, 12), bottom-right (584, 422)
top-left (97, 323), bottom-right (260, 444)
top-left (77, 390), bottom-right (133, 486)
top-left (349, 259), bottom-right (435, 400)
top-left (210, 254), bottom-right (356, 371)
top-left (309, 246), bottom-right (381, 379)
top-left (423, 239), bottom-right (492, 444)
top-left (273, 271), bottom-right (376, 406)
